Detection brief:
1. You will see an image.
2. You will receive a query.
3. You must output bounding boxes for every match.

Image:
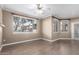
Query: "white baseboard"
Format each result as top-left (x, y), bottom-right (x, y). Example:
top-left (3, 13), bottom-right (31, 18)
top-left (42, 38), bottom-right (53, 42)
top-left (0, 46), bottom-right (2, 52)
top-left (59, 38), bottom-right (73, 40)
top-left (1, 38), bottom-right (74, 47)
top-left (2, 38), bottom-right (43, 47)
top-left (42, 38), bottom-right (60, 42)
top-left (43, 38), bottom-right (75, 42)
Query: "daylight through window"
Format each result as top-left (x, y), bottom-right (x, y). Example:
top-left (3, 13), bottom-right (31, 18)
top-left (13, 15), bottom-right (37, 33)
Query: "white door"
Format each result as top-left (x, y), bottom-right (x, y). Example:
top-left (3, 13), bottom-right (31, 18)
top-left (72, 22), bottom-right (79, 39)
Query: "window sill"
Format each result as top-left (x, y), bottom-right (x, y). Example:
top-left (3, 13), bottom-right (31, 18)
top-left (13, 32), bottom-right (37, 34)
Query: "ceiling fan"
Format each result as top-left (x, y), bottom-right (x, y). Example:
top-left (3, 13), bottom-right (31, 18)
top-left (36, 4), bottom-right (44, 14)
top-left (36, 4), bottom-right (51, 14)
top-left (37, 4), bottom-right (43, 10)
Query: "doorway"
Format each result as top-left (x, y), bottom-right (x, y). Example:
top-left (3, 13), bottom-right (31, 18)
top-left (72, 22), bottom-right (79, 39)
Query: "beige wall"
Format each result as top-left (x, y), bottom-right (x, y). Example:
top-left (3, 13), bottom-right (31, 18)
top-left (71, 18), bottom-right (79, 22)
top-left (42, 16), bottom-right (71, 40)
top-left (42, 17), bottom-right (79, 39)
top-left (52, 18), bottom-right (71, 39)
top-left (0, 8), bottom-right (2, 24)
top-left (59, 20), bottom-right (71, 38)
top-left (2, 11), bottom-right (42, 44)
top-left (42, 17), bottom-right (53, 39)
top-left (0, 8), bottom-right (2, 42)
top-left (52, 18), bottom-right (60, 40)
top-left (0, 8), bottom-right (2, 51)
top-left (2, 10), bottom-right (76, 44)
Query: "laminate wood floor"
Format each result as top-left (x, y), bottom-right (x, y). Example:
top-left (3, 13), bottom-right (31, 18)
top-left (0, 39), bottom-right (79, 55)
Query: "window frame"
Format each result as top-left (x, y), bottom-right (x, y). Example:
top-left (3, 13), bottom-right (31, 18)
top-left (12, 15), bottom-right (38, 34)
top-left (53, 18), bottom-right (60, 33)
top-left (60, 20), bottom-right (69, 33)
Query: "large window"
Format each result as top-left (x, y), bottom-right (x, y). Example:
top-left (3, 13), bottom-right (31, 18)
top-left (60, 20), bottom-right (69, 32)
top-left (53, 18), bottom-right (59, 32)
top-left (53, 18), bottom-right (70, 33)
top-left (13, 15), bottom-right (37, 33)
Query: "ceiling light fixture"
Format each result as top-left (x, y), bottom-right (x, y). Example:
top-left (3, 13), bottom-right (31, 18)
top-left (37, 4), bottom-right (43, 14)
top-left (37, 4), bottom-right (42, 10)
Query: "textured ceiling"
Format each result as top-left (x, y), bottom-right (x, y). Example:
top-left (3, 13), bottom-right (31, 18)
top-left (0, 4), bottom-right (79, 19)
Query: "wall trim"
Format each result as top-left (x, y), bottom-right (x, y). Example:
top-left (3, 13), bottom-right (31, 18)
top-left (0, 46), bottom-right (2, 52)
top-left (42, 38), bottom-right (60, 42)
top-left (2, 38), bottom-right (43, 47)
top-left (59, 38), bottom-right (73, 40)
top-left (2, 38), bottom-right (75, 47)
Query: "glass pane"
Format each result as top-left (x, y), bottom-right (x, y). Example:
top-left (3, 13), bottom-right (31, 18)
top-left (13, 16), bottom-right (37, 32)
top-left (53, 19), bottom-right (59, 32)
top-left (74, 24), bottom-right (79, 38)
top-left (61, 20), bottom-right (69, 32)
top-left (13, 16), bottom-right (21, 32)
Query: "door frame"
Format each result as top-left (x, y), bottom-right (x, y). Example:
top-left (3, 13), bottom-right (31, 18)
top-left (71, 22), bottom-right (79, 39)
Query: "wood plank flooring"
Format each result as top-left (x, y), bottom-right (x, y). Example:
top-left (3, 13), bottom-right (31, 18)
top-left (0, 39), bottom-right (79, 55)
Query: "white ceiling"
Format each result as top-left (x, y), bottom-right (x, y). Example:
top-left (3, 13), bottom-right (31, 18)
top-left (0, 4), bottom-right (79, 19)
